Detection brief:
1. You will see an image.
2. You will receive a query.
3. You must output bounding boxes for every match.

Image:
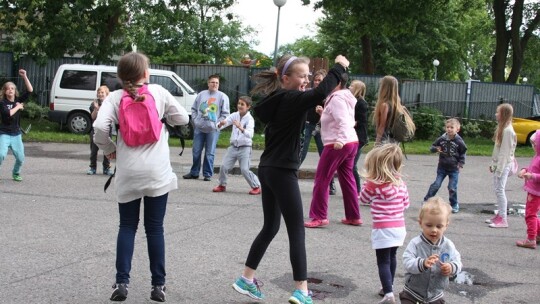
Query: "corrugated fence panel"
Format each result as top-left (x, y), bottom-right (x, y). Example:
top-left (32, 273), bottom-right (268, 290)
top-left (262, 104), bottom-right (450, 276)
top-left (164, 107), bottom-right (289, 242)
top-left (469, 82), bottom-right (536, 119)
top-left (0, 52), bottom-right (14, 79)
top-left (401, 80), bottom-right (468, 117)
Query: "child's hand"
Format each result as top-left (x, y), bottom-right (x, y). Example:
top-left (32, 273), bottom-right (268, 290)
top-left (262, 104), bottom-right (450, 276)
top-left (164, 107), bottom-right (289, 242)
top-left (315, 105), bottom-right (323, 115)
top-left (333, 142), bottom-right (344, 150)
top-left (423, 254), bottom-right (439, 269)
top-left (518, 169), bottom-right (526, 178)
top-left (18, 69), bottom-right (27, 77)
top-left (424, 255), bottom-right (439, 268)
top-left (106, 152), bottom-right (116, 160)
top-left (232, 120), bottom-right (241, 129)
top-left (523, 172), bottom-right (533, 180)
top-left (440, 262), bottom-right (452, 276)
top-left (436, 146), bottom-right (442, 153)
top-left (16, 103), bottom-right (24, 111)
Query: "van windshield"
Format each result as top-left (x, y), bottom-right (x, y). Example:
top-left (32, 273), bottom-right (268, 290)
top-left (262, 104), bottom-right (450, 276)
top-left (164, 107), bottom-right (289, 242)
top-left (171, 74), bottom-right (196, 95)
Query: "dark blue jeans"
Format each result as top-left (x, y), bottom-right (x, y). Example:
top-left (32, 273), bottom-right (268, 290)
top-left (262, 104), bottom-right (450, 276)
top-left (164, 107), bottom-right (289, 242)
top-left (300, 122), bottom-right (324, 164)
top-left (376, 247), bottom-right (398, 294)
top-left (115, 193), bottom-right (168, 286)
top-left (424, 168), bottom-right (459, 208)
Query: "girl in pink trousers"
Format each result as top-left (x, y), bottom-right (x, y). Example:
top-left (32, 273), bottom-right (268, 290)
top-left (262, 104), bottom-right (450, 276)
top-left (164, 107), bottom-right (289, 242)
top-left (516, 130), bottom-right (540, 249)
top-left (304, 77), bottom-right (360, 228)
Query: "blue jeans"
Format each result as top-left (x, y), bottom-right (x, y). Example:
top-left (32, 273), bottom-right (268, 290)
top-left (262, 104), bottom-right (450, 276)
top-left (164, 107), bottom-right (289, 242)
top-left (0, 134), bottom-right (25, 175)
top-left (190, 128), bottom-right (219, 178)
top-left (300, 122), bottom-right (324, 164)
top-left (352, 142), bottom-right (366, 192)
top-left (424, 168), bottom-right (459, 208)
top-left (115, 193), bottom-right (168, 286)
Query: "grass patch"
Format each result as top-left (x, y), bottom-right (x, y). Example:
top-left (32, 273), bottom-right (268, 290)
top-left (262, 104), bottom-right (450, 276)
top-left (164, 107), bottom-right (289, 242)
top-left (22, 118), bottom-right (534, 157)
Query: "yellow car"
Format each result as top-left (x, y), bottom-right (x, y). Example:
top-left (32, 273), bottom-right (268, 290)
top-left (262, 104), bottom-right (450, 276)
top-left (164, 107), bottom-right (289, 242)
top-left (513, 117), bottom-right (540, 145)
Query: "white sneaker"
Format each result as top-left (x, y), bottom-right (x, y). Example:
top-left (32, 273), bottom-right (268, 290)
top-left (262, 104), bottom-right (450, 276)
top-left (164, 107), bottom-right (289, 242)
top-left (378, 294), bottom-right (396, 304)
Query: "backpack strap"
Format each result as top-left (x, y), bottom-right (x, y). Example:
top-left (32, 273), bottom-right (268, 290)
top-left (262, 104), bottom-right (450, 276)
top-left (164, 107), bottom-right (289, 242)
top-left (161, 118), bottom-right (185, 156)
top-left (104, 166), bottom-right (116, 192)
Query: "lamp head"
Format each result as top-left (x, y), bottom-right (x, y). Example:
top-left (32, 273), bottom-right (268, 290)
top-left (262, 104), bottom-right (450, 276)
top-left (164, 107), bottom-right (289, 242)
top-left (433, 59), bottom-right (440, 67)
top-left (273, 0), bottom-right (287, 7)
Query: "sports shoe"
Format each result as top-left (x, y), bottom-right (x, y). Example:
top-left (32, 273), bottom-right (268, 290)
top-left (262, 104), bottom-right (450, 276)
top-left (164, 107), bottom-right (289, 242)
top-left (378, 294), bottom-right (396, 304)
top-left (452, 207), bottom-right (459, 213)
top-left (304, 219), bottom-right (329, 228)
top-left (103, 167), bottom-right (113, 176)
top-left (203, 176), bottom-right (212, 181)
top-left (249, 187), bottom-right (261, 195)
top-left (341, 218), bottom-right (363, 226)
top-left (12, 174), bottom-right (22, 182)
top-left (288, 289), bottom-right (313, 304)
top-left (182, 173), bottom-right (199, 179)
top-left (110, 283), bottom-right (128, 301)
top-left (485, 214), bottom-right (501, 224)
top-left (213, 185), bottom-right (226, 192)
top-left (516, 239), bottom-right (537, 249)
top-left (87, 168), bottom-right (96, 175)
top-left (232, 277), bottom-right (264, 300)
top-left (150, 285), bottom-right (166, 302)
top-left (537, 236), bottom-right (540, 244)
top-left (489, 218), bottom-right (508, 228)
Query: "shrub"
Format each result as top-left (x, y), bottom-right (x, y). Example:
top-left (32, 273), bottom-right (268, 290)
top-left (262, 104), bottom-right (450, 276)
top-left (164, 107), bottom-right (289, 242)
top-left (411, 107), bottom-right (445, 140)
top-left (21, 101), bottom-right (49, 120)
top-left (461, 120), bottom-right (482, 138)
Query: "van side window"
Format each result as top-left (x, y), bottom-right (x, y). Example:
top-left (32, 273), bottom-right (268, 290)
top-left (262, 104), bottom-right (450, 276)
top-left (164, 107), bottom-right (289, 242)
top-left (60, 70), bottom-right (97, 90)
top-left (102, 72), bottom-right (122, 91)
top-left (150, 75), bottom-right (181, 96)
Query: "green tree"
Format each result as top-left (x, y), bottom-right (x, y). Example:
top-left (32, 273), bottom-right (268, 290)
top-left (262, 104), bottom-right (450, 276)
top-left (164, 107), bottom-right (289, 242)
top-left (491, 0), bottom-right (540, 83)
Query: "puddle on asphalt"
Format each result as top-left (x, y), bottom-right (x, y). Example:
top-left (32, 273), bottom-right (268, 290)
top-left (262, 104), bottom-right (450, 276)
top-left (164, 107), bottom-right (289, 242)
top-left (273, 273), bottom-right (356, 300)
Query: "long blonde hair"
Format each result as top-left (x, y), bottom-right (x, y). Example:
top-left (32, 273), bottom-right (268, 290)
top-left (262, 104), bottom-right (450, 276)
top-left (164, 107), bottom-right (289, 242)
top-left (362, 143), bottom-right (404, 185)
top-left (349, 80), bottom-right (366, 99)
top-left (1, 82), bottom-right (18, 100)
top-left (493, 103), bottom-right (513, 146)
top-left (373, 76), bottom-right (401, 127)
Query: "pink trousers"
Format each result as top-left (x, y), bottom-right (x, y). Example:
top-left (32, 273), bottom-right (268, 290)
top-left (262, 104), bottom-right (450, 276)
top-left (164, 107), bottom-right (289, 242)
top-left (525, 193), bottom-right (540, 240)
top-left (309, 142), bottom-right (360, 220)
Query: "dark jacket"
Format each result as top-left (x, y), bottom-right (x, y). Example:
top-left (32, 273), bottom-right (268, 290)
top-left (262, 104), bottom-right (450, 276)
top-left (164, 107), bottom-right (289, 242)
top-left (254, 63), bottom-right (346, 170)
top-left (354, 97), bottom-right (369, 145)
top-left (430, 133), bottom-right (467, 171)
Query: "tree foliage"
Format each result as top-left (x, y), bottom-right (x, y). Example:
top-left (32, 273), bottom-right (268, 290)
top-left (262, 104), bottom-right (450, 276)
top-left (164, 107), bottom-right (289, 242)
top-left (0, 0), bottom-right (257, 65)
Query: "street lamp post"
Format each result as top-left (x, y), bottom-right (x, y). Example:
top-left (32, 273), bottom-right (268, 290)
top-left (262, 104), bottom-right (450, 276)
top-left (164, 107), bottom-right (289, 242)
top-left (273, 0), bottom-right (287, 66)
top-left (433, 59), bottom-right (440, 81)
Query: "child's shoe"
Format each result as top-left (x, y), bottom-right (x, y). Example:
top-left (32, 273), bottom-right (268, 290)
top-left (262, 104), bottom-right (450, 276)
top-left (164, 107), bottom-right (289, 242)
top-left (150, 285), bottom-right (166, 302)
top-left (232, 277), bottom-right (264, 300)
top-left (488, 217), bottom-right (508, 228)
top-left (87, 168), bottom-right (97, 175)
top-left (103, 167), bottom-right (113, 176)
top-left (536, 236), bottom-right (540, 244)
top-left (249, 187), bottom-right (261, 195)
top-left (516, 239), bottom-right (537, 249)
top-left (341, 218), bottom-right (363, 226)
top-left (288, 289), bottom-right (313, 304)
top-left (485, 214), bottom-right (501, 224)
top-left (213, 185), bottom-right (226, 192)
top-left (304, 219), bottom-right (329, 228)
top-left (12, 174), bottom-right (23, 182)
top-left (378, 293), bottom-right (396, 304)
top-left (110, 283), bottom-right (128, 301)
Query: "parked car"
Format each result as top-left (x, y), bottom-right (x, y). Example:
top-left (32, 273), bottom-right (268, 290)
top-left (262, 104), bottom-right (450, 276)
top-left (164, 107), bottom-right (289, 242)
top-left (48, 64), bottom-right (197, 137)
top-left (513, 117), bottom-right (540, 145)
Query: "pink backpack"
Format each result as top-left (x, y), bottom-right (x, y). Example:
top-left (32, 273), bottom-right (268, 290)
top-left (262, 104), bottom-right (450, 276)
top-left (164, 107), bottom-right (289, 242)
top-left (118, 85), bottom-right (162, 147)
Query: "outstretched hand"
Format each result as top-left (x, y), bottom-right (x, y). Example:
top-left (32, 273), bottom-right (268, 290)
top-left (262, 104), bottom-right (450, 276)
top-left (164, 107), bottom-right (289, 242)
top-left (334, 55), bottom-right (349, 69)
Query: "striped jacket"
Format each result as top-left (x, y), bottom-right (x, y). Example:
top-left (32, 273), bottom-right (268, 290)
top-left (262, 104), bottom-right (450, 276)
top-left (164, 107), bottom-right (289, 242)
top-left (359, 180), bottom-right (410, 229)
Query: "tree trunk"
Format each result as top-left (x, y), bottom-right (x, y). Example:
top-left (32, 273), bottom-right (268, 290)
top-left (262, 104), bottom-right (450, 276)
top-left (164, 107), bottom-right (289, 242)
top-left (491, 0), bottom-right (509, 83)
top-left (361, 35), bottom-right (375, 75)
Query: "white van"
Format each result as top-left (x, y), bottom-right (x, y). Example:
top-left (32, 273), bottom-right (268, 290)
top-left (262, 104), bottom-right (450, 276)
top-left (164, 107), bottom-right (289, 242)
top-left (48, 64), bottom-right (196, 136)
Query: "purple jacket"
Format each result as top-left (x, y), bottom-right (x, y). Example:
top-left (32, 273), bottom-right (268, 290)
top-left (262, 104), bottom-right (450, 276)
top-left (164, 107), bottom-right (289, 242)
top-left (320, 89), bottom-right (358, 146)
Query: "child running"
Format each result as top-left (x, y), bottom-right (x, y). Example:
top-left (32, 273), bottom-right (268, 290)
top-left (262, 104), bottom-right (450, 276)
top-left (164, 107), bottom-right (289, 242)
top-left (359, 143), bottom-right (410, 304)
top-left (487, 103), bottom-right (517, 228)
top-left (516, 130), bottom-right (540, 249)
top-left (400, 197), bottom-right (463, 303)
top-left (212, 96), bottom-right (261, 195)
top-left (423, 118), bottom-right (467, 213)
top-left (232, 54), bottom-right (349, 304)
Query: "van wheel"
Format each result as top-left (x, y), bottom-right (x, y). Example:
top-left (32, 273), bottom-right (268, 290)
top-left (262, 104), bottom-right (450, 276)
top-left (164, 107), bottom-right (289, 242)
top-left (67, 112), bottom-right (92, 134)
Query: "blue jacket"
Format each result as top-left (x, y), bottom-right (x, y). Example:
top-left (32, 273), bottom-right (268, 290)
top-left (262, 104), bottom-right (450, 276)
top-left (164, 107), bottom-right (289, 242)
top-left (403, 234), bottom-right (462, 303)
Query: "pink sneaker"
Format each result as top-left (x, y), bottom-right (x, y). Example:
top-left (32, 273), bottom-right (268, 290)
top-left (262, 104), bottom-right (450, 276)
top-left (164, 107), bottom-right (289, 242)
top-left (304, 219), bottom-right (329, 228)
top-left (516, 239), bottom-right (537, 249)
top-left (488, 217), bottom-right (508, 228)
top-left (341, 218), bottom-right (363, 226)
top-left (485, 214), bottom-right (501, 224)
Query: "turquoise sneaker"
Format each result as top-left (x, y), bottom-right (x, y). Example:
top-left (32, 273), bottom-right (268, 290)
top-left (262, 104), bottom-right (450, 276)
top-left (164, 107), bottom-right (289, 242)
top-left (12, 174), bottom-right (23, 182)
top-left (232, 277), bottom-right (264, 300)
top-left (289, 289), bottom-right (313, 304)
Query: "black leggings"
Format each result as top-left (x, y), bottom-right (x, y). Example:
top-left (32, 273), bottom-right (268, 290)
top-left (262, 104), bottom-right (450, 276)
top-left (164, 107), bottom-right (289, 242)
top-left (245, 166), bottom-right (307, 281)
top-left (376, 247), bottom-right (398, 294)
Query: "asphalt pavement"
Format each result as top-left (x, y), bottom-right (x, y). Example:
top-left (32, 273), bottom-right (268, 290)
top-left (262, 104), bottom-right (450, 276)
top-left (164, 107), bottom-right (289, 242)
top-left (1, 142), bottom-right (539, 303)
